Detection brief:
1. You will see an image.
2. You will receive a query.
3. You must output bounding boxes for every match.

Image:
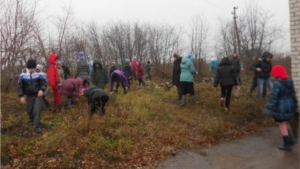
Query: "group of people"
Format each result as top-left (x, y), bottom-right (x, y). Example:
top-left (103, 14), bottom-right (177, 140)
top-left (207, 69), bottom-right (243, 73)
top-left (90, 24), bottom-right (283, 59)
top-left (18, 51), bottom-right (298, 151)
top-left (17, 52), bottom-right (153, 133)
top-left (172, 51), bottom-right (298, 151)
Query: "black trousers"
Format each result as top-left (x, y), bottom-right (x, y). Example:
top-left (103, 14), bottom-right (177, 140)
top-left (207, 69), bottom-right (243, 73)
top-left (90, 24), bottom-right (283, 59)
top-left (221, 85), bottom-right (233, 109)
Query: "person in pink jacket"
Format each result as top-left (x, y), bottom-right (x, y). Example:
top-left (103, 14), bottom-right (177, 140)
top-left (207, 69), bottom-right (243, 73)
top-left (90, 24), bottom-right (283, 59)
top-left (61, 77), bottom-right (84, 107)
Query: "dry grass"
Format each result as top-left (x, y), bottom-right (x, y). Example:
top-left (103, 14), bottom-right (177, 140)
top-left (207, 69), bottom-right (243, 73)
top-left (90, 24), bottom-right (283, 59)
top-left (1, 80), bottom-right (274, 168)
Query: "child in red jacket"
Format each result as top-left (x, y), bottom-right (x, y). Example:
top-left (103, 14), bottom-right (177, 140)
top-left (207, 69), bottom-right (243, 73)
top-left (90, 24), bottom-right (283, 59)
top-left (47, 53), bottom-right (61, 112)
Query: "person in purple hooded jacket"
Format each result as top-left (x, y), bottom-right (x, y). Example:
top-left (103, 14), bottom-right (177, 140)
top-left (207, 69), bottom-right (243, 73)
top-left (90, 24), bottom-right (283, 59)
top-left (61, 77), bottom-right (84, 107)
top-left (110, 70), bottom-right (129, 95)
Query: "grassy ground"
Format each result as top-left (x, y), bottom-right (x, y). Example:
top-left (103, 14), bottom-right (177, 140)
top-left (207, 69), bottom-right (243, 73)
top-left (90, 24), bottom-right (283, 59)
top-left (1, 79), bottom-right (274, 168)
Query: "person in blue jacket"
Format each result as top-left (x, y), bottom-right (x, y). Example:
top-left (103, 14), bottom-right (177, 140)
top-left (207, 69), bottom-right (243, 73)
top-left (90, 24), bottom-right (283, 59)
top-left (263, 65), bottom-right (298, 151)
top-left (209, 57), bottom-right (218, 82)
top-left (180, 54), bottom-right (198, 106)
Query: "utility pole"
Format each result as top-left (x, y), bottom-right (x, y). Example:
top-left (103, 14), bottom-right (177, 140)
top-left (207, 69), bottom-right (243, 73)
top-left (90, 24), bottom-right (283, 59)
top-left (231, 6), bottom-right (241, 55)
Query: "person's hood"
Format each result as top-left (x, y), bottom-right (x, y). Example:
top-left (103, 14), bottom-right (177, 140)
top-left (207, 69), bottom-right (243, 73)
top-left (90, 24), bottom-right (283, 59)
top-left (181, 56), bottom-right (192, 65)
top-left (271, 65), bottom-right (288, 80)
top-left (48, 53), bottom-right (58, 65)
top-left (186, 54), bottom-right (194, 60)
top-left (93, 59), bottom-right (103, 69)
top-left (78, 52), bottom-right (85, 61)
top-left (218, 57), bottom-right (231, 66)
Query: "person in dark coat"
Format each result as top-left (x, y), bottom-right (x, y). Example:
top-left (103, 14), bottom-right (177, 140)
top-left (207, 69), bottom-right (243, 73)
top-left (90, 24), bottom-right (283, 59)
top-left (230, 52), bottom-right (243, 85)
top-left (91, 59), bottom-right (108, 89)
top-left (249, 57), bottom-right (266, 97)
top-left (250, 51), bottom-right (273, 99)
top-left (145, 60), bottom-right (152, 80)
top-left (75, 51), bottom-right (90, 87)
top-left (110, 70), bottom-right (129, 95)
top-left (263, 65), bottom-right (298, 151)
top-left (122, 59), bottom-right (133, 88)
top-left (61, 77), bottom-right (84, 107)
top-left (214, 57), bottom-right (238, 112)
top-left (172, 54), bottom-right (182, 100)
top-left (61, 61), bottom-right (71, 80)
top-left (18, 59), bottom-right (47, 133)
top-left (84, 87), bottom-right (109, 115)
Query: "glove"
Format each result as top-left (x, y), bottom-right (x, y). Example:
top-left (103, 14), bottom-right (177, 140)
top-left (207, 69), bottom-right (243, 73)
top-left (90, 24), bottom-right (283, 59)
top-left (262, 109), bottom-right (271, 116)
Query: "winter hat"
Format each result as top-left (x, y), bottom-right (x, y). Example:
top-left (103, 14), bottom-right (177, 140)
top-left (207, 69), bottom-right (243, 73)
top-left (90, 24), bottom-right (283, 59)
top-left (78, 51), bottom-right (85, 61)
top-left (26, 59), bottom-right (37, 68)
top-left (186, 54), bottom-right (194, 60)
top-left (271, 65), bottom-right (288, 80)
top-left (36, 64), bottom-right (44, 70)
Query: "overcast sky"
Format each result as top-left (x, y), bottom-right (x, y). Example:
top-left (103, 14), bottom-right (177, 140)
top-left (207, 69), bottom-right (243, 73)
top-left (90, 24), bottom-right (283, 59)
top-left (37, 0), bottom-right (291, 53)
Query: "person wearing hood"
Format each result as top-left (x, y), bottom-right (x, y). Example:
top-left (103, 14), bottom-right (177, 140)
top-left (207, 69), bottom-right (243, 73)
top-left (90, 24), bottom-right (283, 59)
top-left (84, 87), bottom-right (109, 115)
top-left (209, 57), bottom-right (218, 82)
top-left (75, 51), bottom-right (90, 87)
top-left (61, 61), bottom-right (71, 80)
top-left (214, 57), bottom-right (238, 112)
top-left (179, 54), bottom-right (198, 106)
top-left (123, 59), bottom-right (133, 88)
top-left (172, 54), bottom-right (183, 101)
top-left (47, 53), bottom-right (61, 112)
top-left (91, 59), bottom-right (109, 89)
top-left (250, 51), bottom-right (273, 99)
top-left (263, 65), bottom-right (298, 151)
top-left (61, 77), bottom-right (84, 107)
top-left (110, 70), bottom-right (129, 95)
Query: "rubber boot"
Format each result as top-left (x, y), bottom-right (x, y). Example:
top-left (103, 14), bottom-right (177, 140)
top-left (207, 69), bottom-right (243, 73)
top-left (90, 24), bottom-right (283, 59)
top-left (288, 129), bottom-right (297, 145)
top-left (191, 96), bottom-right (199, 104)
top-left (278, 136), bottom-right (292, 151)
top-left (181, 95), bottom-right (186, 106)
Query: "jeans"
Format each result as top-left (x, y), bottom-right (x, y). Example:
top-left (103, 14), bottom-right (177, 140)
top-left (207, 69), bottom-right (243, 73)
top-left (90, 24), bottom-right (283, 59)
top-left (256, 78), bottom-right (272, 98)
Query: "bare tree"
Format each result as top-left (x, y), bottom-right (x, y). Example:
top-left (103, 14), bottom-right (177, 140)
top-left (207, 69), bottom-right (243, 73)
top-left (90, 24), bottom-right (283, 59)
top-left (0, 0), bottom-right (37, 90)
top-left (189, 15), bottom-right (209, 72)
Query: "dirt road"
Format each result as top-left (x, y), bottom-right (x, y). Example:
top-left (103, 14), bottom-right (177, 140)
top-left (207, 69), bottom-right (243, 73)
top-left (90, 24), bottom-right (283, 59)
top-left (156, 127), bottom-right (299, 169)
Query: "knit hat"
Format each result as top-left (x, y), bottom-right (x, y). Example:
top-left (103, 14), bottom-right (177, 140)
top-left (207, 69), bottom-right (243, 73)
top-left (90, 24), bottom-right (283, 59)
top-left (186, 54), bottom-right (194, 60)
top-left (78, 52), bottom-right (85, 61)
top-left (271, 65), bottom-right (288, 80)
top-left (26, 59), bottom-right (37, 68)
